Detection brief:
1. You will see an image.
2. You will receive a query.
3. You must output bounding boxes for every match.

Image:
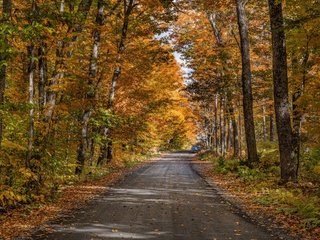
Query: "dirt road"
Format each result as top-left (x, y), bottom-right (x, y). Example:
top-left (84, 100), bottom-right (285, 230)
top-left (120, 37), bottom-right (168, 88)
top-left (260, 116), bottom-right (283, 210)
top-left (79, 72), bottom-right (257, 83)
top-left (31, 152), bottom-right (284, 240)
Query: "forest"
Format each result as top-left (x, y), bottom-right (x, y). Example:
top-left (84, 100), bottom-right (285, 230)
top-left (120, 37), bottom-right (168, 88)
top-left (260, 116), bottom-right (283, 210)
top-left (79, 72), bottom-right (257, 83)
top-left (0, 0), bottom-right (320, 238)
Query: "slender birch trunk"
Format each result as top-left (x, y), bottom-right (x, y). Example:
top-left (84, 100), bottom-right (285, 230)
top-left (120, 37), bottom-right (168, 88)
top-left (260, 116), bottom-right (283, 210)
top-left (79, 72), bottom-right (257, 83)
top-left (262, 105), bottom-right (267, 142)
top-left (46, 0), bottom-right (93, 122)
top-left (222, 96), bottom-right (227, 155)
top-left (76, 0), bottom-right (106, 174)
top-left (99, 0), bottom-right (136, 164)
top-left (238, 101), bottom-right (242, 158)
top-left (219, 95), bottom-right (226, 155)
top-left (229, 102), bottom-right (239, 157)
top-left (26, 1), bottom-right (37, 167)
top-left (38, 42), bottom-right (47, 109)
top-left (214, 95), bottom-right (219, 154)
top-left (292, 44), bottom-right (309, 177)
top-left (45, 0), bottom-right (65, 121)
top-left (76, 0), bottom-right (122, 172)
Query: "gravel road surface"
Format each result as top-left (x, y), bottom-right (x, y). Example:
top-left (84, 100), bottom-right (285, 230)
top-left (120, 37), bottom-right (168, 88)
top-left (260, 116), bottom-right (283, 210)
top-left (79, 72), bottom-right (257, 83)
top-left (31, 152), bottom-right (282, 240)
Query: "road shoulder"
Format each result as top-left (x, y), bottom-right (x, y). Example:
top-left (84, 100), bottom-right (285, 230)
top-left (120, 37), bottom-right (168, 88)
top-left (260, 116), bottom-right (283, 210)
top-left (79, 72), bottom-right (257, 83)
top-left (0, 156), bottom-right (160, 240)
top-left (190, 158), bottom-right (302, 240)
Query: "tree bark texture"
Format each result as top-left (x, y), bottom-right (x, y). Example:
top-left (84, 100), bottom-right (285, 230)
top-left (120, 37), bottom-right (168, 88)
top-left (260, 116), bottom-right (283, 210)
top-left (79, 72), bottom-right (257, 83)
top-left (262, 105), bottom-right (267, 142)
top-left (229, 102), bottom-right (239, 157)
top-left (76, 0), bottom-right (108, 174)
top-left (269, 113), bottom-right (274, 141)
top-left (291, 43), bottom-right (309, 177)
top-left (214, 95), bottom-right (219, 154)
top-left (268, 0), bottom-right (297, 182)
top-left (26, 0), bottom-right (37, 167)
top-left (38, 42), bottom-right (47, 109)
top-left (99, 0), bottom-right (136, 164)
top-left (46, 0), bottom-right (94, 122)
top-left (236, 0), bottom-right (259, 166)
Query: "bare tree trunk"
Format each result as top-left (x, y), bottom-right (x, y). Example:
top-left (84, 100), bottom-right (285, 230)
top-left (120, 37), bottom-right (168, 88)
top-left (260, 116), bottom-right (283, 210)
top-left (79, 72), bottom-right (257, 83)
top-left (269, 113), bottom-right (274, 141)
top-left (99, 0), bottom-right (136, 164)
top-left (219, 96), bottom-right (223, 155)
top-left (46, 0), bottom-right (94, 122)
top-left (26, 1), bottom-right (37, 167)
top-left (88, 138), bottom-right (95, 166)
top-left (38, 42), bottom-right (47, 109)
top-left (236, 0), bottom-right (258, 167)
top-left (76, 0), bottom-right (122, 173)
top-left (214, 95), bottom-right (219, 154)
top-left (45, 1), bottom-right (65, 122)
top-left (262, 105), bottom-right (267, 142)
top-left (226, 118), bottom-right (231, 152)
top-left (223, 96), bottom-right (227, 155)
top-left (292, 44), bottom-right (309, 177)
top-left (229, 103), bottom-right (239, 157)
top-left (0, 0), bottom-right (12, 146)
top-left (76, 0), bottom-right (107, 174)
top-left (238, 102), bottom-right (242, 158)
top-left (206, 12), bottom-right (223, 47)
top-left (76, 110), bottom-right (92, 174)
top-left (268, 0), bottom-right (297, 183)
top-left (60, 0), bottom-right (65, 12)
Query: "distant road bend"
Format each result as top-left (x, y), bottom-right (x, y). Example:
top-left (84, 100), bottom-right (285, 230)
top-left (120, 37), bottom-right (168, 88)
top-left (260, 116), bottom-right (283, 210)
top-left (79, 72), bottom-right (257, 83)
top-left (31, 152), bottom-right (281, 240)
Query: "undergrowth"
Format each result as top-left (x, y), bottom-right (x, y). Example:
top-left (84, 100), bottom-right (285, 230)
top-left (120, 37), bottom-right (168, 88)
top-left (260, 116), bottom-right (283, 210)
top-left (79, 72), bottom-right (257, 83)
top-left (199, 143), bottom-right (320, 230)
top-left (0, 152), bottom-right (155, 213)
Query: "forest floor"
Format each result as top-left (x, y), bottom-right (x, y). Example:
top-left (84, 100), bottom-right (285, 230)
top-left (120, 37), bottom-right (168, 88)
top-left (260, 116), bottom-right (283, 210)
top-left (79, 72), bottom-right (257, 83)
top-left (192, 157), bottom-right (320, 240)
top-left (0, 156), bottom-right (159, 240)
top-left (11, 152), bottom-right (296, 240)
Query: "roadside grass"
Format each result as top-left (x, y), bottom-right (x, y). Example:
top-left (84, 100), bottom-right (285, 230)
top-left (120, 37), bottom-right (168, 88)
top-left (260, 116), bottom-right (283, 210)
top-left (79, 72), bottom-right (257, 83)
top-left (0, 151), bottom-right (159, 213)
top-left (198, 143), bottom-right (320, 232)
top-left (0, 152), bottom-right (159, 239)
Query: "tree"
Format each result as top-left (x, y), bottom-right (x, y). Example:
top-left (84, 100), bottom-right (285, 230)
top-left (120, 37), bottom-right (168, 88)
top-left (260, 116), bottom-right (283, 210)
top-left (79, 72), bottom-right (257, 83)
top-left (0, 0), bottom-right (12, 146)
top-left (76, 0), bottom-right (121, 173)
top-left (235, 0), bottom-right (258, 166)
top-left (268, 0), bottom-right (297, 183)
top-left (97, 0), bottom-right (137, 166)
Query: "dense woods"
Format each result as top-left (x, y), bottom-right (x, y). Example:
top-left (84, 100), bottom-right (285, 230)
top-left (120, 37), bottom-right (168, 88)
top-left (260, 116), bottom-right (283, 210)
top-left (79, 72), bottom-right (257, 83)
top-left (0, 0), bottom-right (320, 233)
top-left (177, 0), bottom-right (320, 181)
top-left (0, 0), bottom-right (195, 209)
top-left (175, 0), bottom-right (320, 231)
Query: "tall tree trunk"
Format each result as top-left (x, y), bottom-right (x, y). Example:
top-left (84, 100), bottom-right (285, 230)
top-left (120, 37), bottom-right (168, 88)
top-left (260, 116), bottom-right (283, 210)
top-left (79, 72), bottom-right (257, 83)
top-left (45, 1), bottom-right (65, 122)
top-left (219, 95), bottom-right (223, 155)
top-left (214, 95), bottom-right (219, 154)
top-left (226, 118), bottom-right (231, 152)
top-left (292, 44), bottom-right (309, 177)
top-left (229, 103), bottom-right (239, 157)
top-left (26, 1), bottom-right (37, 167)
top-left (0, 0), bottom-right (12, 146)
top-left (88, 138), bottom-right (95, 166)
top-left (38, 42), bottom-right (47, 109)
top-left (76, 0), bottom-right (122, 172)
top-left (76, 0), bottom-right (107, 174)
top-left (222, 96), bottom-right (227, 155)
top-left (236, 0), bottom-right (258, 167)
top-left (238, 101), bottom-right (242, 158)
top-left (268, 0), bottom-right (297, 183)
top-left (262, 105), bottom-right (267, 142)
top-left (269, 112), bottom-right (274, 141)
top-left (207, 12), bottom-right (223, 47)
top-left (76, 110), bottom-right (92, 174)
top-left (46, 0), bottom-right (94, 122)
top-left (99, 0), bottom-right (136, 164)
